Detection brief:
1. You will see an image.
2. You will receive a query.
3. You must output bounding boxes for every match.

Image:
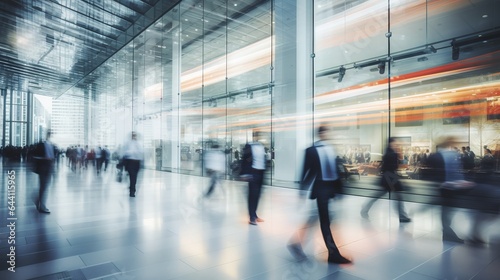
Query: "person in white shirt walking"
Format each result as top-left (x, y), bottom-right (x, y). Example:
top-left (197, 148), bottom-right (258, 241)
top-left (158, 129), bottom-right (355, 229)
top-left (122, 132), bottom-right (144, 197)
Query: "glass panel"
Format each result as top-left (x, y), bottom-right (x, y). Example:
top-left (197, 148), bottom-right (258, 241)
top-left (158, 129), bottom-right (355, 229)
top-left (202, 1), bottom-right (228, 179)
top-left (179, 0), bottom-right (204, 176)
top-left (159, 7), bottom-right (181, 173)
top-left (314, 0), bottom-right (389, 198)
top-left (226, 0), bottom-right (273, 184)
top-left (315, 0), bottom-right (389, 73)
top-left (389, 0), bottom-right (500, 189)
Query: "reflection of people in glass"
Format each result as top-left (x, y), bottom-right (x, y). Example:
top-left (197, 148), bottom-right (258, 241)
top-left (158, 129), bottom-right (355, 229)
top-left (288, 125), bottom-right (351, 264)
top-left (122, 132), bottom-right (143, 197)
top-left (481, 148), bottom-right (495, 172)
top-left (487, 98), bottom-right (500, 120)
top-left (360, 137), bottom-right (411, 223)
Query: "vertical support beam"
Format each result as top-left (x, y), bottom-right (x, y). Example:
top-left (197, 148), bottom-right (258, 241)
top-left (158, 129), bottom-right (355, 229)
top-left (27, 91), bottom-right (32, 145)
top-left (1, 88), bottom-right (6, 147)
top-left (8, 88), bottom-right (13, 145)
top-left (273, 0), bottom-right (314, 183)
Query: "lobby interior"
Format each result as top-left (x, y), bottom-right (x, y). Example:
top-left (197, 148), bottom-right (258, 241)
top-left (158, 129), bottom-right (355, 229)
top-left (1, 0), bottom-right (500, 279)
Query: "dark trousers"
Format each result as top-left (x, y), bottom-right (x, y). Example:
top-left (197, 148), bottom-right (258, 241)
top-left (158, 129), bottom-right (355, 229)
top-left (315, 180), bottom-right (341, 256)
top-left (96, 158), bottom-right (103, 173)
top-left (248, 169), bottom-right (264, 222)
top-left (37, 162), bottom-right (52, 208)
top-left (125, 159), bottom-right (141, 195)
top-left (205, 170), bottom-right (221, 197)
top-left (361, 190), bottom-right (409, 219)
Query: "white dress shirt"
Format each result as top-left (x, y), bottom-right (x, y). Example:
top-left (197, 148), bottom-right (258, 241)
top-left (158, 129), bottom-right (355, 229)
top-left (315, 141), bottom-right (338, 181)
top-left (250, 142), bottom-right (266, 170)
top-left (122, 139), bottom-right (144, 160)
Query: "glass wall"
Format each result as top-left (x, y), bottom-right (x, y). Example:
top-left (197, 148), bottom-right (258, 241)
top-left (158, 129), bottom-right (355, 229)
top-left (313, 0), bottom-right (500, 201)
top-left (2, 89), bottom-right (31, 148)
top-left (67, 0), bottom-right (499, 203)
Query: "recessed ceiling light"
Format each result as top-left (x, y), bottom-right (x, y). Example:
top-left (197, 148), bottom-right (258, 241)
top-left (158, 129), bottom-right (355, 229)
top-left (482, 14), bottom-right (488, 18)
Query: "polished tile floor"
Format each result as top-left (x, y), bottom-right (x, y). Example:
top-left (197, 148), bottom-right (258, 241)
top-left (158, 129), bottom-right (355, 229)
top-left (1, 160), bottom-right (499, 280)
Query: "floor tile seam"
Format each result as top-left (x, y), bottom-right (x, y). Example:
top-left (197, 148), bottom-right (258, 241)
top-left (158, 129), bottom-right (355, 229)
top-left (113, 255), bottom-right (201, 274)
top-left (6, 237), bottom-right (72, 254)
top-left (396, 245), bottom-right (457, 279)
top-left (239, 263), bottom-right (299, 280)
top-left (178, 258), bottom-right (200, 272)
top-left (393, 270), bottom-right (443, 280)
top-left (182, 251), bottom-right (293, 278)
top-left (389, 257), bottom-right (449, 280)
top-left (168, 237), bottom-right (269, 259)
top-left (468, 263), bottom-right (490, 280)
top-left (59, 221), bottom-right (148, 237)
top-left (9, 239), bottom-right (74, 262)
top-left (178, 237), bottom-right (285, 261)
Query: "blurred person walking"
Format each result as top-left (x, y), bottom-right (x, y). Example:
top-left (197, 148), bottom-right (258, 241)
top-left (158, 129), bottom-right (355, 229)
top-left (427, 136), bottom-right (475, 242)
top-left (32, 129), bottom-right (57, 213)
top-left (122, 132), bottom-right (143, 197)
top-left (287, 125), bottom-right (351, 264)
top-left (103, 145), bottom-right (111, 171)
top-left (203, 143), bottom-right (226, 198)
top-left (240, 131), bottom-right (266, 225)
top-left (360, 137), bottom-right (411, 223)
top-left (95, 146), bottom-right (103, 174)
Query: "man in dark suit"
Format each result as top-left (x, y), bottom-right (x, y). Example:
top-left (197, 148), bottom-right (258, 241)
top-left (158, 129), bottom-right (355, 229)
top-left (33, 129), bottom-right (56, 213)
top-left (427, 136), bottom-right (476, 243)
top-left (240, 131), bottom-right (266, 225)
top-left (288, 125), bottom-right (351, 264)
top-left (122, 131), bottom-right (143, 197)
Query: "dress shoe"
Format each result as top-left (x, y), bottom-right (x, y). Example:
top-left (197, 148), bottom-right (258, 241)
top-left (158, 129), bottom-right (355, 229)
top-left (249, 220), bottom-right (257, 225)
top-left (399, 217), bottom-right (411, 223)
top-left (287, 243), bottom-right (307, 261)
top-left (130, 194), bottom-right (135, 197)
top-left (38, 207), bottom-right (50, 214)
top-left (467, 236), bottom-right (486, 245)
top-left (327, 254), bottom-right (352, 264)
top-left (360, 210), bottom-right (369, 219)
top-left (256, 218), bottom-right (265, 222)
top-left (443, 234), bottom-right (464, 243)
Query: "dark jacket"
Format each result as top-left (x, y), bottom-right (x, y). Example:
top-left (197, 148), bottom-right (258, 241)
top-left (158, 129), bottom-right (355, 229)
top-left (381, 146), bottom-right (398, 173)
top-left (380, 146), bottom-right (403, 191)
top-left (240, 143), bottom-right (253, 176)
top-left (32, 141), bottom-right (55, 174)
top-left (300, 143), bottom-right (342, 199)
top-left (425, 152), bottom-right (446, 182)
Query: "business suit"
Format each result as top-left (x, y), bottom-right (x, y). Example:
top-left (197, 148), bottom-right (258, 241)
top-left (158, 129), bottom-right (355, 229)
top-left (240, 141), bottom-right (266, 225)
top-left (298, 140), bottom-right (350, 263)
top-left (33, 140), bottom-right (56, 213)
top-left (427, 149), bottom-right (467, 242)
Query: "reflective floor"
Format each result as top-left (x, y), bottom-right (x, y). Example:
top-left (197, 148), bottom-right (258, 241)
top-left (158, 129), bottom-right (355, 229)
top-left (1, 160), bottom-right (499, 280)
